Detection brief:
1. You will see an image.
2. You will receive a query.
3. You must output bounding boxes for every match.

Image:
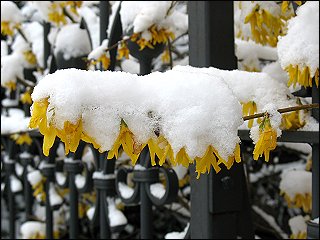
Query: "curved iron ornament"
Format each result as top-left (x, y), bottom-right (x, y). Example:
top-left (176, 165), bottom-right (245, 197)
top-left (115, 147), bottom-right (179, 238)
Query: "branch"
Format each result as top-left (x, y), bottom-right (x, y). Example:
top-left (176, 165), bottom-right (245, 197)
top-left (243, 103), bottom-right (319, 121)
top-left (17, 77), bottom-right (36, 89)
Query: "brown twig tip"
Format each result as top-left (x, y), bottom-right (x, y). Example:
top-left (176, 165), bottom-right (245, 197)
top-left (243, 103), bottom-right (319, 121)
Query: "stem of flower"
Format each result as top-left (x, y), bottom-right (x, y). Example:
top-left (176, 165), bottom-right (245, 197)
top-left (243, 103), bottom-right (319, 121)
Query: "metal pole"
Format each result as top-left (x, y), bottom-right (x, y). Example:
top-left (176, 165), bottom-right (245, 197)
top-left (22, 160), bottom-right (33, 218)
top-left (45, 179), bottom-right (53, 239)
top-left (43, 22), bottom-right (51, 69)
top-left (140, 183), bottom-right (152, 239)
top-left (139, 60), bottom-right (152, 76)
top-left (188, 2), bottom-right (253, 238)
top-left (100, 1), bottom-right (110, 44)
top-left (69, 173), bottom-right (79, 238)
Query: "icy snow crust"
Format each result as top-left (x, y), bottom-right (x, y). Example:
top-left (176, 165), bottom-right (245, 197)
top-left (32, 67), bottom-right (243, 161)
top-left (277, 1), bottom-right (319, 76)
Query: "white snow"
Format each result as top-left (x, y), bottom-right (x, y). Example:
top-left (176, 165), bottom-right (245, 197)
top-left (311, 218), bottom-right (319, 224)
top-left (277, 1), bottom-right (319, 76)
top-left (55, 172), bottom-right (67, 186)
top-left (20, 221), bottom-right (46, 239)
top-left (252, 205), bottom-right (288, 239)
top-left (27, 170), bottom-right (43, 186)
top-left (120, 1), bottom-right (187, 37)
top-left (118, 182), bottom-right (134, 199)
top-left (280, 169), bottom-right (311, 199)
top-left (1, 52), bottom-right (24, 88)
top-left (1, 109), bottom-right (31, 135)
top-left (1, 1), bottom-right (24, 24)
top-left (49, 183), bottom-right (63, 206)
top-left (87, 206), bottom-right (95, 220)
top-left (107, 197), bottom-right (128, 227)
top-left (92, 171), bottom-right (115, 180)
top-left (150, 183), bottom-right (165, 199)
top-left (31, 67), bottom-right (242, 161)
top-left (75, 174), bottom-right (86, 189)
top-left (288, 215), bottom-right (307, 236)
top-left (165, 223), bottom-right (189, 239)
top-left (54, 24), bottom-right (91, 60)
top-left (11, 175), bottom-right (23, 193)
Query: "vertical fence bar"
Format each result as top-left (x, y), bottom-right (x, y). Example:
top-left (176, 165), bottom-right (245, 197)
top-left (43, 22), bottom-right (51, 69)
top-left (69, 172), bottom-right (79, 238)
top-left (188, 1), bottom-right (253, 238)
top-left (311, 79), bottom-right (319, 219)
top-left (21, 154), bottom-right (33, 218)
top-left (100, 1), bottom-right (110, 43)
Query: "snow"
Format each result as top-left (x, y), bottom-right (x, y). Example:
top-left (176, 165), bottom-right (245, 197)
top-left (88, 39), bottom-right (109, 60)
top-left (288, 215), bottom-right (307, 235)
top-left (235, 39), bottom-right (278, 61)
top-left (150, 183), bottom-right (165, 199)
top-left (252, 205), bottom-right (288, 239)
top-left (134, 164), bottom-right (146, 171)
top-left (120, 1), bottom-right (187, 37)
top-left (31, 67), bottom-right (242, 161)
top-left (11, 175), bottom-right (22, 193)
top-left (75, 174), bottom-right (86, 189)
top-left (276, 142), bottom-right (311, 154)
top-left (1, 40), bottom-right (8, 57)
top-left (55, 172), bottom-right (67, 186)
top-left (1, 109), bottom-right (31, 135)
top-left (311, 218), bottom-right (319, 224)
top-left (1, 52), bottom-right (24, 88)
top-left (107, 197), bottom-right (128, 227)
top-left (118, 182), bottom-right (134, 199)
top-left (27, 170), bottom-right (42, 186)
top-left (298, 116), bottom-right (319, 131)
top-left (92, 171), bottom-right (115, 180)
top-left (54, 24), bottom-right (91, 60)
top-left (1, 1), bottom-right (24, 24)
top-left (15, 163), bottom-right (24, 176)
top-left (172, 165), bottom-right (188, 180)
top-left (165, 223), bottom-right (189, 239)
top-left (277, 1), bottom-right (319, 77)
top-left (87, 206), bottom-right (95, 220)
top-left (20, 221), bottom-right (45, 239)
top-left (280, 170), bottom-right (311, 199)
top-left (49, 183), bottom-right (63, 206)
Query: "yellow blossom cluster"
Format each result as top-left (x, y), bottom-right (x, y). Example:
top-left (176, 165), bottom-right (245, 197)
top-left (290, 231), bottom-right (307, 239)
top-left (244, 4), bottom-right (284, 47)
top-left (286, 65), bottom-right (319, 88)
top-left (90, 54), bottom-right (111, 70)
top-left (3, 81), bottom-right (16, 91)
top-left (1, 21), bottom-right (20, 36)
top-left (11, 133), bottom-right (32, 145)
top-left (131, 25), bottom-right (175, 51)
top-left (117, 42), bottom-right (130, 60)
top-left (280, 110), bottom-right (305, 130)
top-left (281, 191), bottom-right (312, 213)
top-left (253, 114), bottom-right (277, 162)
top-left (29, 99), bottom-right (241, 178)
top-left (23, 50), bottom-right (37, 66)
top-left (242, 101), bottom-right (257, 128)
top-left (20, 90), bottom-right (33, 105)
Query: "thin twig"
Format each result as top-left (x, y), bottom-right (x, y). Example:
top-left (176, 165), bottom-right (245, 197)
top-left (17, 77), bottom-right (35, 89)
top-left (243, 103), bottom-right (319, 121)
top-left (63, 7), bottom-right (77, 23)
top-left (167, 39), bottom-right (173, 69)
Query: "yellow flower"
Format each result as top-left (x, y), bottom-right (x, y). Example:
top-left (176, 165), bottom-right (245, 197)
top-left (91, 54), bottom-right (110, 70)
top-left (290, 231), bottom-right (306, 239)
top-left (59, 1), bottom-right (83, 16)
top-left (23, 50), bottom-right (37, 65)
top-left (281, 191), bottom-right (312, 213)
top-left (130, 25), bottom-right (175, 51)
top-left (244, 4), bottom-right (284, 47)
top-left (32, 177), bottom-right (46, 202)
top-left (161, 48), bottom-right (170, 64)
top-left (195, 144), bottom-right (241, 179)
top-left (286, 65), bottom-right (319, 88)
top-left (56, 120), bottom-right (83, 155)
top-left (3, 81), bottom-right (16, 91)
top-left (107, 121), bottom-right (143, 164)
top-left (117, 42), bottom-right (130, 60)
top-left (280, 110), bottom-right (305, 130)
top-left (48, 3), bottom-right (67, 26)
top-left (20, 90), bottom-right (33, 105)
top-left (242, 101), bottom-right (257, 128)
top-left (1, 21), bottom-right (14, 36)
top-left (253, 115), bottom-right (277, 162)
top-left (11, 133), bottom-right (33, 145)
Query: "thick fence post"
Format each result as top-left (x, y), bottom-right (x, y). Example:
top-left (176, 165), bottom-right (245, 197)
top-left (188, 2), bottom-right (254, 238)
top-left (43, 22), bottom-right (51, 69)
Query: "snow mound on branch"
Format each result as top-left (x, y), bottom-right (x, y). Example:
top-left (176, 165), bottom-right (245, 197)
top-left (31, 67), bottom-right (242, 160)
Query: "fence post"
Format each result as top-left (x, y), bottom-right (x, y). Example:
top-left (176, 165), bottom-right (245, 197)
top-left (188, 1), bottom-right (254, 238)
